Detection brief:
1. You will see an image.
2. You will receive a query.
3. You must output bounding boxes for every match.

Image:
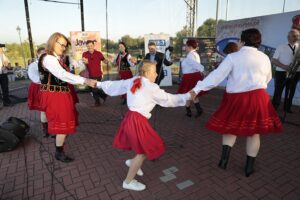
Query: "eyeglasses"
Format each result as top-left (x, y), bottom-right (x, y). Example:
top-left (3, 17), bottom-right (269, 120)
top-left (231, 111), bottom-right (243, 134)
top-left (56, 41), bottom-right (67, 49)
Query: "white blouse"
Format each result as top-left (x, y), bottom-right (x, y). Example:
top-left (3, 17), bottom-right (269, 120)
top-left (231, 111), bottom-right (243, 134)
top-left (27, 60), bottom-right (40, 84)
top-left (193, 46), bottom-right (272, 94)
top-left (97, 77), bottom-right (190, 118)
top-left (42, 55), bottom-right (85, 85)
top-left (181, 50), bottom-right (205, 74)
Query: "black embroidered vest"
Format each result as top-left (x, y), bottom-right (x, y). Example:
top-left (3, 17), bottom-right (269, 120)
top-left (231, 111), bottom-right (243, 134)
top-left (116, 53), bottom-right (131, 71)
top-left (38, 53), bottom-right (69, 87)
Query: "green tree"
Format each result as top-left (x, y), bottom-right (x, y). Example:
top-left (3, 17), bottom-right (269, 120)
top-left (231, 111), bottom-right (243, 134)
top-left (172, 26), bottom-right (189, 57)
top-left (196, 18), bottom-right (225, 38)
top-left (5, 41), bottom-right (33, 68)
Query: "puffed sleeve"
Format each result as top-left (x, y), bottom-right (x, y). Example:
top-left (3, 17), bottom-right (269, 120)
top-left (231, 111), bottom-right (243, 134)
top-left (97, 78), bottom-right (132, 96)
top-left (193, 55), bottom-right (233, 94)
top-left (151, 84), bottom-right (190, 107)
top-left (43, 55), bottom-right (86, 85)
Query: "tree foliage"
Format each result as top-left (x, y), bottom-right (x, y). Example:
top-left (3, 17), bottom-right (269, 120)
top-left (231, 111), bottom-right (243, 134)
top-left (5, 18), bottom-right (226, 64)
top-left (196, 18), bottom-right (225, 38)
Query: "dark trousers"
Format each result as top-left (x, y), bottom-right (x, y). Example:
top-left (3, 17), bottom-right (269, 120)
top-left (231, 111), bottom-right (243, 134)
top-left (90, 77), bottom-right (107, 103)
top-left (0, 74), bottom-right (10, 104)
top-left (272, 71), bottom-right (300, 110)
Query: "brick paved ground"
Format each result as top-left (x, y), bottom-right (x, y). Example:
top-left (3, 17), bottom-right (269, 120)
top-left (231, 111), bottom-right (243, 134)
top-left (0, 85), bottom-right (299, 200)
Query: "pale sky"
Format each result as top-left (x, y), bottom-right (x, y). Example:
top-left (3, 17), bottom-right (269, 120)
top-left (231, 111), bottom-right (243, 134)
top-left (0, 0), bottom-right (300, 44)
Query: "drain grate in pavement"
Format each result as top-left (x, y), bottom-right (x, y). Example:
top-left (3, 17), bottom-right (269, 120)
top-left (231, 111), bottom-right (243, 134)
top-left (176, 180), bottom-right (194, 190)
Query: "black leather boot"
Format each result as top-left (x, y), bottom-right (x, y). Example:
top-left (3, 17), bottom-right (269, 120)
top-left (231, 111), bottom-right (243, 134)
top-left (194, 102), bottom-right (203, 118)
top-left (42, 123), bottom-right (49, 138)
top-left (218, 145), bottom-right (232, 169)
top-left (245, 155), bottom-right (256, 177)
top-left (186, 107), bottom-right (192, 117)
top-left (121, 98), bottom-right (127, 105)
top-left (55, 146), bottom-right (74, 163)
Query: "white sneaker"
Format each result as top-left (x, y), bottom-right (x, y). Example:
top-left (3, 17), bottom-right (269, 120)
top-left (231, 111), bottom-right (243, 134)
top-left (122, 179), bottom-right (146, 191)
top-left (125, 159), bottom-right (144, 176)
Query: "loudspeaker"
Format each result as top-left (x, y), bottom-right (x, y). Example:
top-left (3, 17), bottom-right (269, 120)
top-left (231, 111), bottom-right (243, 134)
top-left (7, 117), bottom-right (30, 135)
top-left (1, 121), bottom-right (27, 140)
top-left (0, 117), bottom-right (30, 153)
top-left (0, 127), bottom-right (20, 152)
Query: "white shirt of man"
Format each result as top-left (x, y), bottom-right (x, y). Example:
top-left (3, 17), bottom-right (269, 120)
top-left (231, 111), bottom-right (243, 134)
top-left (273, 42), bottom-right (300, 72)
top-left (97, 77), bottom-right (190, 119)
top-left (0, 53), bottom-right (9, 74)
top-left (181, 50), bottom-right (205, 74)
top-left (193, 46), bottom-right (272, 94)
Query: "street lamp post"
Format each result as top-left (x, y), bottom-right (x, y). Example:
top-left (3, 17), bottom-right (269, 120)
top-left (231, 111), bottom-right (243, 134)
top-left (16, 26), bottom-right (26, 68)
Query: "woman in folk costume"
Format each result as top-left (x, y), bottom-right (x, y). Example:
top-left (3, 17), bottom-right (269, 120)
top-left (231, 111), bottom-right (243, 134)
top-left (27, 47), bottom-right (50, 137)
top-left (38, 32), bottom-right (96, 162)
top-left (178, 39), bottom-right (206, 117)
top-left (97, 60), bottom-right (191, 191)
top-left (192, 29), bottom-right (282, 177)
top-left (113, 41), bottom-right (136, 104)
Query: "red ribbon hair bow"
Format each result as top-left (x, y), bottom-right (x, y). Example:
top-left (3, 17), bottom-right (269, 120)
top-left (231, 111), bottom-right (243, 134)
top-left (130, 77), bottom-right (142, 94)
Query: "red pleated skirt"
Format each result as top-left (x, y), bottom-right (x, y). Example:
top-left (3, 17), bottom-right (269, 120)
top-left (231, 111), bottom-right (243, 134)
top-left (177, 72), bottom-right (206, 96)
top-left (40, 89), bottom-right (78, 135)
top-left (119, 70), bottom-right (133, 99)
top-left (113, 111), bottom-right (165, 160)
top-left (28, 82), bottom-right (42, 111)
top-left (206, 89), bottom-right (283, 136)
top-left (119, 70), bottom-right (133, 79)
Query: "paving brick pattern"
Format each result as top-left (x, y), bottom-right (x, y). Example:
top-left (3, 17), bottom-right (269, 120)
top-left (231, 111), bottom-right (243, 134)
top-left (0, 86), bottom-right (299, 200)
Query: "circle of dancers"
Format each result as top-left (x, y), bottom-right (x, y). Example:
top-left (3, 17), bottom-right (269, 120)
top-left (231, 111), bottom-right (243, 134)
top-left (26, 28), bottom-right (296, 191)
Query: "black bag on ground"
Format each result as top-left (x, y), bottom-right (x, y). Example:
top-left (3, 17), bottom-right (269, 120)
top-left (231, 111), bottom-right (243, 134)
top-left (1, 121), bottom-right (27, 140)
top-left (0, 117), bottom-right (30, 152)
top-left (0, 127), bottom-right (20, 152)
top-left (6, 117), bottom-right (30, 138)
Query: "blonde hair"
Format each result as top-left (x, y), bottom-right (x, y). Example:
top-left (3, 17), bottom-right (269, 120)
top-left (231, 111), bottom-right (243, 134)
top-left (46, 32), bottom-right (71, 55)
top-left (138, 60), bottom-right (156, 76)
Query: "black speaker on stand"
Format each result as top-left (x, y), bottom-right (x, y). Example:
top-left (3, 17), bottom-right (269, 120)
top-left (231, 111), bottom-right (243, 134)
top-left (0, 117), bottom-right (30, 153)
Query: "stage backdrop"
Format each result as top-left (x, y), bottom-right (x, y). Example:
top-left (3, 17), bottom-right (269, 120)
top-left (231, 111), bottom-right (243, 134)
top-left (69, 31), bottom-right (101, 89)
top-left (144, 34), bottom-right (172, 86)
top-left (216, 10), bottom-right (300, 105)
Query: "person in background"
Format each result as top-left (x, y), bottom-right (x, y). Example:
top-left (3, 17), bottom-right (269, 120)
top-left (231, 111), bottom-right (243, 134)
top-left (177, 39), bottom-right (205, 117)
top-left (144, 42), bottom-right (173, 85)
top-left (27, 47), bottom-right (49, 137)
top-left (113, 41), bottom-right (136, 104)
top-left (6, 63), bottom-right (15, 82)
top-left (0, 45), bottom-right (12, 106)
top-left (272, 29), bottom-right (300, 113)
top-left (82, 40), bottom-right (108, 106)
top-left (223, 42), bottom-right (239, 55)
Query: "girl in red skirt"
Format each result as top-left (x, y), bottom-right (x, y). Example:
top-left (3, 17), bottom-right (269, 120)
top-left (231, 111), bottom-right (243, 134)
top-left (192, 29), bottom-right (282, 177)
top-left (27, 47), bottom-right (50, 136)
top-left (97, 60), bottom-right (191, 191)
top-left (178, 39), bottom-right (205, 117)
top-left (113, 42), bottom-right (136, 104)
top-left (39, 32), bottom-right (96, 162)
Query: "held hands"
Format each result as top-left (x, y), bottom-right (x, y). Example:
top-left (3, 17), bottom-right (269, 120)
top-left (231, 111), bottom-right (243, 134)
top-left (84, 78), bottom-right (97, 88)
top-left (189, 90), bottom-right (197, 101)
